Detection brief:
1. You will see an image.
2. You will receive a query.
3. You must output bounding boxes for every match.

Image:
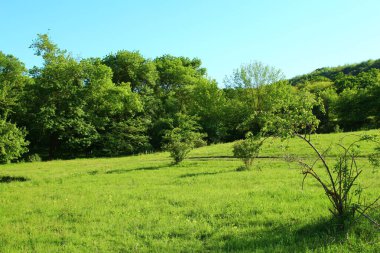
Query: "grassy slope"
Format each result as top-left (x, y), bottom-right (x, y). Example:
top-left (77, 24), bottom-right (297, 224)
top-left (0, 130), bottom-right (379, 252)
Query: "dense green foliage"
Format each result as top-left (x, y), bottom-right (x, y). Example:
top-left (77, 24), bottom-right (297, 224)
top-left (289, 59), bottom-right (380, 85)
top-left (0, 120), bottom-right (28, 163)
top-left (0, 34), bottom-right (379, 161)
top-left (0, 33), bottom-right (378, 253)
top-left (290, 60), bottom-right (380, 132)
top-left (0, 52), bottom-right (29, 162)
top-left (0, 131), bottom-right (378, 252)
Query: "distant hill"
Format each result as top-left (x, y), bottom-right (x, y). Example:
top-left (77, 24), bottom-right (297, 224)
top-left (289, 59), bottom-right (380, 85)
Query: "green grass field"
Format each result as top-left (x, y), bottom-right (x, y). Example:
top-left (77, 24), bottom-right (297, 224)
top-left (0, 130), bottom-right (379, 252)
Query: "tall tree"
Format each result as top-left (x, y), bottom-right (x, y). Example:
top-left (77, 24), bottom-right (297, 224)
top-left (27, 34), bottom-right (150, 158)
top-left (223, 61), bottom-right (285, 135)
top-left (188, 79), bottom-right (227, 142)
top-left (102, 50), bottom-right (158, 93)
top-left (0, 52), bottom-right (29, 162)
top-left (0, 52), bottom-right (29, 119)
top-left (27, 34), bottom-right (98, 158)
top-left (149, 55), bottom-right (209, 148)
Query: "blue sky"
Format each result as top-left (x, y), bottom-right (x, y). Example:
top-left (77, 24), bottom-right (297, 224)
top-left (1, 0), bottom-right (380, 84)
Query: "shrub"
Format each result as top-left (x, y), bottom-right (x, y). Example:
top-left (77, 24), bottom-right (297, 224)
top-left (233, 132), bottom-right (265, 170)
top-left (163, 113), bottom-right (206, 164)
top-left (25, 153), bottom-right (42, 162)
top-left (0, 120), bottom-right (29, 163)
top-left (334, 125), bottom-right (343, 133)
top-left (165, 140), bottom-right (193, 164)
top-left (164, 128), bottom-right (206, 164)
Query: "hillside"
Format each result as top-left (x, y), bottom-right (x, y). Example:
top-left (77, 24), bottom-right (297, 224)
top-left (289, 59), bottom-right (380, 85)
top-left (0, 130), bottom-right (379, 252)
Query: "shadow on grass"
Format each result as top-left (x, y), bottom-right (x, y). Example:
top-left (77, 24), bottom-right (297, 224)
top-left (179, 172), bottom-right (219, 178)
top-left (179, 170), bottom-right (233, 178)
top-left (208, 218), bottom-right (348, 252)
top-left (187, 156), bottom-right (286, 160)
top-left (87, 170), bottom-right (99, 175)
top-left (0, 175), bottom-right (29, 183)
top-left (105, 165), bottom-right (166, 175)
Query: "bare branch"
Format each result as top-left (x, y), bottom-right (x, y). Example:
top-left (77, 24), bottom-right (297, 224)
top-left (296, 133), bottom-right (338, 200)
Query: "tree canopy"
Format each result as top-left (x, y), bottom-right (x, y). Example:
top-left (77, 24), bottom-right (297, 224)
top-left (0, 34), bottom-right (378, 161)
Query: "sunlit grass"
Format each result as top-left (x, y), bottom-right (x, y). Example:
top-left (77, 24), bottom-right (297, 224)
top-left (0, 130), bottom-right (379, 252)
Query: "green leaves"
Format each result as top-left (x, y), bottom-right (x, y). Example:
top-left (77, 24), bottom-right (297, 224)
top-left (2, 34), bottom-right (380, 162)
top-left (233, 132), bottom-right (265, 170)
top-left (0, 52), bottom-right (29, 161)
top-left (98, 119), bottom-right (151, 157)
top-left (103, 50), bottom-right (158, 93)
top-left (260, 82), bottom-right (321, 138)
top-left (0, 120), bottom-right (28, 163)
top-left (163, 113), bottom-right (206, 164)
top-left (224, 61), bottom-right (285, 89)
top-left (26, 34), bottom-right (150, 158)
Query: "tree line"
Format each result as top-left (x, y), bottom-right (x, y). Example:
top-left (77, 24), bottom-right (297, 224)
top-left (290, 60), bottom-right (380, 132)
top-left (0, 34), bottom-right (379, 162)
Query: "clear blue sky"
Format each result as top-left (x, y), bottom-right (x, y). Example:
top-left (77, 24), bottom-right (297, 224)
top-left (1, 0), bottom-right (380, 84)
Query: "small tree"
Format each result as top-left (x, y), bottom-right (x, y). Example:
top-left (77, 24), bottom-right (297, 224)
top-left (291, 134), bottom-right (380, 228)
top-left (262, 84), bottom-right (379, 229)
top-left (163, 113), bottom-right (206, 164)
top-left (233, 132), bottom-right (265, 171)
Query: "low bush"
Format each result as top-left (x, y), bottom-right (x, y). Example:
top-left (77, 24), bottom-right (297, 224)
top-left (25, 153), bottom-right (42, 162)
top-left (233, 132), bottom-right (265, 170)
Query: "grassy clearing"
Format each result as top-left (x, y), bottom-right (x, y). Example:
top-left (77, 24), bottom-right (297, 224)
top-left (0, 130), bottom-right (379, 252)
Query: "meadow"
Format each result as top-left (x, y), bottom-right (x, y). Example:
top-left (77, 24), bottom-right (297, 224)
top-left (0, 130), bottom-right (379, 252)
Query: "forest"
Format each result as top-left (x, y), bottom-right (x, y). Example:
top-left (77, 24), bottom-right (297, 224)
top-left (0, 34), bottom-right (379, 162)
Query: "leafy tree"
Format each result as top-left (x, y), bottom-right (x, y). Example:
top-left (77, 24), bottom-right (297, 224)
top-left (26, 35), bottom-right (150, 158)
top-left (225, 61), bottom-right (285, 89)
top-left (221, 87), bottom-right (251, 141)
top-left (0, 52), bottom-right (29, 119)
top-left (188, 79), bottom-right (227, 143)
top-left (154, 55), bottom-right (207, 112)
top-left (334, 88), bottom-right (364, 131)
top-left (260, 85), bottom-right (379, 228)
top-left (0, 52), bottom-right (29, 162)
top-left (80, 59), bottom-right (151, 156)
top-left (224, 62), bottom-right (285, 135)
top-left (224, 61), bottom-right (284, 111)
top-left (298, 81), bottom-right (338, 133)
top-left (334, 70), bottom-right (380, 131)
top-left (97, 119), bottom-right (151, 157)
top-left (27, 34), bottom-right (98, 158)
top-left (154, 55), bottom-right (206, 93)
top-left (260, 84), bottom-right (321, 138)
top-left (314, 87), bottom-right (339, 132)
top-left (4, 34), bottom-right (380, 162)
top-left (149, 55), bottom-right (209, 148)
top-left (102, 50), bottom-right (158, 93)
top-left (333, 72), bottom-right (358, 93)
